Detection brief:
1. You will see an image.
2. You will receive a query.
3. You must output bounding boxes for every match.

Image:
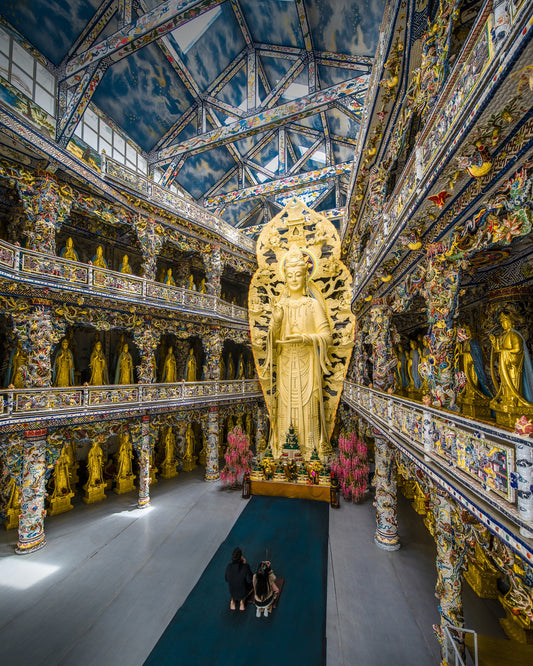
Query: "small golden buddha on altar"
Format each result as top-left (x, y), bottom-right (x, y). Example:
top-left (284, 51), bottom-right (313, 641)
top-left (61, 237), bottom-right (79, 262)
top-left (92, 246), bottom-right (108, 269)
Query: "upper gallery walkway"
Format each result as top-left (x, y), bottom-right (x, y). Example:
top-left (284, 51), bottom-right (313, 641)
top-left (0, 237), bottom-right (248, 325)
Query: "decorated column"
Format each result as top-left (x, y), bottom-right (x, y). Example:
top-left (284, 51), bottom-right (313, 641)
top-left (133, 321), bottom-right (161, 383)
top-left (17, 429), bottom-right (48, 554)
top-left (366, 303), bottom-right (400, 550)
top-left (134, 216), bottom-right (164, 282)
top-left (9, 301), bottom-right (66, 388)
top-left (15, 171), bottom-right (73, 254)
top-left (203, 245), bottom-right (222, 297)
top-left (132, 416), bottom-right (155, 508)
top-left (420, 245), bottom-right (463, 410)
top-left (203, 330), bottom-right (223, 380)
top-left (433, 488), bottom-right (464, 663)
top-left (205, 406), bottom-right (220, 481)
top-left (514, 425), bottom-right (533, 538)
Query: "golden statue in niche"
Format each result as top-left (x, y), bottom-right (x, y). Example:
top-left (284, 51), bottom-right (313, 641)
top-left (489, 312), bottom-right (533, 426)
top-left (53, 338), bottom-right (75, 387)
top-left (162, 346), bottom-right (177, 382)
top-left (61, 237), bottom-right (79, 262)
top-left (89, 340), bottom-right (109, 385)
top-left (185, 347), bottom-right (197, 382)
top-left (249, 198), bottom-right (355, 460)
top-left (7, 340), bottom-right (26, 388)
top-left (92, 246), bottom-right (107, 269)
top-left (119, 254), bottom-right (132, 274)
top-left (115, 342), bottom-right (134, 384)
top-left (114, 430), bottom-right (135, 494)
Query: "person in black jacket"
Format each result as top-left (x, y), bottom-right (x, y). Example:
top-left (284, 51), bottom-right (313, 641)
top-left (225, 547), bottom-right (253, 611)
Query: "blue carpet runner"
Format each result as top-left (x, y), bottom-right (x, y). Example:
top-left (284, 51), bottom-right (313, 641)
top-left (144, 495), bottom-right (329, 666)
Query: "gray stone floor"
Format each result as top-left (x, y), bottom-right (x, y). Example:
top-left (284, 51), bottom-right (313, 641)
top-left (0, 471), bottom-right (506, 666)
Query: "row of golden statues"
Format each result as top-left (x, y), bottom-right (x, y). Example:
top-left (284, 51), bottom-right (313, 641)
top-left (394, 312), bottom-right (533, 427)
top-left (61, 237), bottom-right (207, 291)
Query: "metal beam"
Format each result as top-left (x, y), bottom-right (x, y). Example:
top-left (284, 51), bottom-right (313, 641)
top-left (261, 57), bottom-right (306, 109)
top-left (62, 0), bottom-right (116, 61)
top-left (64, 0), bottom-right (225, 80)
top-left (288, 137), bottom-right (323, 175)
top-left (229, 0), bottom-right (252, 46)
top-left (154, 76), bottom-right (368, 164)
top-left (205, 161), bottom-right (352, 207)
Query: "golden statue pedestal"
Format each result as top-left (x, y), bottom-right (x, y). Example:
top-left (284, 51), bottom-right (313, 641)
top-left (48, 492), bottom-right (74, 516)
top-left (464, 545), bottom-right (500, 598)
top-left (490, 403), bottom-right (533, 429)
top-left (114, 475), bottom-right (135, 495)
top-left (160, 462), bottom-right (178, 479)
top-left (182, 456), bottom-right (197, 472)
top-left (459, 398), bottom-right (492, 420)
top-left (5, 506), bottom-right (20, 530)
top-left (499, 593), bottom-right (533, 643)
top-left (82, 483), bottom-right (106, 504)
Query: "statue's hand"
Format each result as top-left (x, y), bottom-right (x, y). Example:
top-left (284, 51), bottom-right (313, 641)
top-left (489, 334), bottom-right (495, 346)
top-left (272, 305), bottom-right (283, 324)
top-left (282, 334), bottom-right (305, 343)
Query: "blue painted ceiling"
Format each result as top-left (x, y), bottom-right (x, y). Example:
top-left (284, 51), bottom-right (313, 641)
top-left (0, 0), bottom-right (385, 231)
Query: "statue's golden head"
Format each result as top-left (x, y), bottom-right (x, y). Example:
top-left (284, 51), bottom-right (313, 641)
top-left (281, 247), bottom-right (310, 280)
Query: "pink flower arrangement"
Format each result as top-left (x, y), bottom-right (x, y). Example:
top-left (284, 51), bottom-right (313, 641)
top-left (330, 431), bottom-right (369, 503)
top-left (220, 426), bottom-right (253, 487)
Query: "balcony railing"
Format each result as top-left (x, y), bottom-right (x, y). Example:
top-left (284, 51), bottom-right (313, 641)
top-left (342, 381), bottom-right (533, 543)
top-left (0, 238), bottom-right (248, 323)
top-left (0, 379), bottom-right (261, 421)
top-left (104, 157), bottom-right (256, 254)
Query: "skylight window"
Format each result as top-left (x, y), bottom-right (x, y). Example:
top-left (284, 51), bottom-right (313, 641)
top-left (171, 6), bottom-right (221, 54)
top-left (282, 83), bottom-right (309, 101)
top-left (256, 156), bottom-right (279, 182)
top-left (297, 146), bottom-right (327, 164)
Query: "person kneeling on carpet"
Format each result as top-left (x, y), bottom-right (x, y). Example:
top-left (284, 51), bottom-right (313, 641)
top-left (225, 547), bottom-right (253, 611)
top-left (253, 561), bottom-right (279, 618)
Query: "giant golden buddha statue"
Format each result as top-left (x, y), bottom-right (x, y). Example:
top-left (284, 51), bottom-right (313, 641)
top-left (249, 198), bottom-right (354, 460)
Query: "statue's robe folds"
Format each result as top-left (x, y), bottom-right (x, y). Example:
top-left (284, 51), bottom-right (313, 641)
top-left (269, 293), bottom-right (332, 458)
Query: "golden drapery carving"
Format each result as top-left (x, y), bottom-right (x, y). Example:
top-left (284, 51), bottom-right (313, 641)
top-left (249, 198), bottom-right (354, 460)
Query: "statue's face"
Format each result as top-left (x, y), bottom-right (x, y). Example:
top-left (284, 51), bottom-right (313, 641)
top-left (500, 314), bottom-right (511, 330)
top-left (123, 255), bottom-right (128, 263)
top-left (97, 247), bottom-right (102, 256)
top-left (167, 268), bottom-right (172, 275)
top-left (62, 339), bottom-right (68, 349)
top-left (67, 238), bottom-right (73, 248)
top-left (123, 344), bottom-right (128, 353)
top-left (285, 265), bottom-right (306, 292)
top-left (96, 341), bottom-right (102, 351)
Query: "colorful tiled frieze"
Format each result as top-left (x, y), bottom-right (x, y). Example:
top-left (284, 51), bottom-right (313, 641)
top-left (343, 382), bottom-right (532, 533)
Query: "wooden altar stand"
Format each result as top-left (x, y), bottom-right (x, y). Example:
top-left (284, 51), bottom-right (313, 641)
top-left (250, 479), bottom-right (332, 503)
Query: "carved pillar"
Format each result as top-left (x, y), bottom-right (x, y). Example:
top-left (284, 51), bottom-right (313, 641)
top-left (420, 247), bottom-right (462, 410)
top-left (255, 402), bottom-right (267, 451)
top-left (373, 432), bottom-right (400, 550)
top-left (366, 304), bottom-right (400, 550)
top-left (133, 321), bottom-right (161, 383)
top-left (134, 416), bottom-right (154, 508)
top-left (433, 488), bottom-right (464, 662)
top-left (134, 216), bottom-right (164, 281)
top-left (15, 172), bottom-right (73, 254)
top-left (205, 406), bottom-right (220, 481)
top-left (10, 301), bottom-right (66, 387)
top-left (204, 246), bottom-right (222, 297)
top-left (16, 429), bottom-right (48, 554)
top-left (204, 330), bottom-right (223, 380)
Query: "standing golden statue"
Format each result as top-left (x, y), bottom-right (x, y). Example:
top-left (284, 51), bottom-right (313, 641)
top-left (53, 338), bottom-right (75, 387)
top-left (455, 326), bottom-right (492, 418)
top-left (7, 340), bottom-right (27, 388)
top-left (185, 347), bottom-right (197, 382)
top-left (249, 198), bottom-right (354, 460)
top-left (114, 430), bottom-right (135, 494)
top-left (160, 425), bottom-right (178, 478)
top-left (489, 312), bottom-right (533, 426)
top-left (89, 340), bottom-right (109, 385)
top-left (115, 342), bottom-right (134, 384)
top-left (182, 423), bottom-right (197, 471)
top-left (162, 346), bottom-right (177, 382)
top-left (48, 446), bottom-right (74, 515)
top-left (83, 439), bottom-right (106, 504)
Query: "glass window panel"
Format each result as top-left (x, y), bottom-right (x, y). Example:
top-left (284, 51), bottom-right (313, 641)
top-left (113, 133), bottom-right (125, 152)
top-left (12, 41), bottom-right (33, 74)
top-left (0, 28), bottom-right (9, 55)
top-left (99, 139), bottom-right (112, 155)
top-left (112, 147), bottom-right (125, 161)
top-left (126, 143), bottom-right (136, 162)
top-left (84, 107), bottom-right (98, 130)
top-left (100, 121), bottom-right (113, 143)
top-left (74, 123), bottom-right (83, 138)
top-left (126, 159), bottom-right (136, 171)
top-left (0, 52), bottom-right (9, 79)
top-left (34, 86), bottom-right (55, 115)
top-left (138, 155), bottom-right (147, 173)
top-left (11, 64), bottom-right (33, 96)
top-left (35, 62), bottom-right (55, 92)
top-left (83, 126), bottom-right (99, 151)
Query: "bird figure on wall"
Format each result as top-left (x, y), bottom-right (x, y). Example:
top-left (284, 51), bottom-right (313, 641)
top-left (463, 141), bottom-right (493, 178)
top-left (427, 190), bottom-right (451, 208)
